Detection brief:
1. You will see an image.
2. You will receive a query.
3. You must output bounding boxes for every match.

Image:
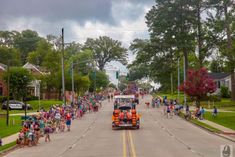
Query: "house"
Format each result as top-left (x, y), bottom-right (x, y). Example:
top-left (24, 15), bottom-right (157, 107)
top-left (0, 62), bottom-right (60, 100)
top-left (209, 73), bottom-right (231, 91)
top-left (0, 63), bottom-right (7, 96)
top-left (23, 62), bottom-right (43, 97)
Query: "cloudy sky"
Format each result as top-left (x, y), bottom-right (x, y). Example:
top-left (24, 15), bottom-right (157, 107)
top-left (0, 0), bottom-right (155, 84)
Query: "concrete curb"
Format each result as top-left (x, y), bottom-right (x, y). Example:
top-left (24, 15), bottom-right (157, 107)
top-left (0, 144), bottom-right (18, 157)
top-left (180, 115), bottom-right (235, 143)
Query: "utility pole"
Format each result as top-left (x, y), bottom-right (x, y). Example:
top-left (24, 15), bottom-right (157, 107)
top-left (71, 61), bottom-right (74, 105)
top-left (178, 58), bottom-right (180, 101)
top-left (183, 56), bottom-right (187, 105)
top-left (61, 28), bottom-right (66, 105)
top-left (6, 60), bottom-right (10, 126)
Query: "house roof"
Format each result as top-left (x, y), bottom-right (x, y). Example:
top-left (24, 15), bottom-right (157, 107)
top-left (0, 63), bottom-right (7, 71)
top-left (23, 62), bottom-right (43, 74)
top-left (208, 73), bottom-right (230, 80)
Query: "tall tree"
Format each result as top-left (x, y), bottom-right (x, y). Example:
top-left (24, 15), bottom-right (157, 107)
top-left (0, 31), bottom-right (20, 47)
top-left (71, 49), bottom-right (94, 75)
top-left (146, 0), bottom-right (197, 78)
top-left (207, 0), bottom-right (235, 100)
top-left (27, 39), bottom-right (52, 66)
top-left (14, 30), bottom-right (41, 63)
top-left (0, 46), bottom-right (21, 66)
top-left (84, 36), bottom-right (127, 71)
top-left (3, 67), bottom-right (33, 100)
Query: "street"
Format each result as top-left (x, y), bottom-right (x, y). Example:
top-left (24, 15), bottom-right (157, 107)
top-left (5, 95), bottom-right (235, 157)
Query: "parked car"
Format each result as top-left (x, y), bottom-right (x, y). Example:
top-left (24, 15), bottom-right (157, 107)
top-left (1, 100), bottom-right (33, 110)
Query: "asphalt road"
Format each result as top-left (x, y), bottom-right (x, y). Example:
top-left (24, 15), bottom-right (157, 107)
top-left (4, 95), bottom-right (235, 157)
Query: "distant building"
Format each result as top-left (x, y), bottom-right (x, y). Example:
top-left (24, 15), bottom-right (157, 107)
top-left (209, 73), bottom-right (231, 91)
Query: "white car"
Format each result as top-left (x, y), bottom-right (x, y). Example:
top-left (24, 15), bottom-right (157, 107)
top-left (1, 100), bottom-right (33, 110)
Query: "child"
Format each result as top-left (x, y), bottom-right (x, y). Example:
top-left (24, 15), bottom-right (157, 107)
top-left (44, 125), bottom-right (51, 142)
top-left (60, 118), bottom-right (66, 132)
top-left (17, 130), bottom-right (24, 147)
top-left (66, 112), bottom-right (72, 131)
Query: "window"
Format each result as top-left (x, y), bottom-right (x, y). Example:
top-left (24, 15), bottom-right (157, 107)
top-left (0, 87), bottom-right (2, 96)
top-left (217, 81), bottom-right (221, 88)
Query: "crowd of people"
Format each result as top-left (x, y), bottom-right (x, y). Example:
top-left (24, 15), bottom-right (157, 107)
top-left (151, 96), bottom-right (219, 120)
top-left (16, 94), bottom-right (103, 147)
top-left (151, 97), bottom-right (183, 118)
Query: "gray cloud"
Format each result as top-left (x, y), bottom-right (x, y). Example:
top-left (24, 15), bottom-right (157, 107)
top-left (0, 0), bottom-right (113, 24)
top-left (0, 0), bottom-right (155, 26)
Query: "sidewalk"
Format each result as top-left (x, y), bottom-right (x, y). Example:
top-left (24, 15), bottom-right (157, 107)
top-left (1, 112), bottom-right (38, 146)
top-left (1, 133), bottom-right (18, 146)
top-left (199, 119), bottom-right (235, 142)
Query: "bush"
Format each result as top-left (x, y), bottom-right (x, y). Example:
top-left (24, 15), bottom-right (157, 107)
top-left (220, 86), bottom-right (231, 98)
top-left (24, 95), bottom-right (39, 101)
top-left (208, 95), bottom-right (221, 102)
top-left (0, 96), bottom-right (7, 103)
top-left (186, 94), bottom-right (221, 103)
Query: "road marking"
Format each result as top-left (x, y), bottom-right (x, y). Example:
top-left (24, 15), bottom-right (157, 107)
top-left (123, 130), bottom-right (127, 157)
top-left (128, 130), bottom-right (137, 157)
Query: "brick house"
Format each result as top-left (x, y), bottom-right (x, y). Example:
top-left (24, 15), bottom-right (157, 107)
top-left (0, 62), bottom-right (60, 99)
top-left (23, 62), bottom-right (60, 100)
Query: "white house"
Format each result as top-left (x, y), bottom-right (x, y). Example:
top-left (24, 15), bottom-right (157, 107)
top-left (209, 73), bottom-right (231, 91)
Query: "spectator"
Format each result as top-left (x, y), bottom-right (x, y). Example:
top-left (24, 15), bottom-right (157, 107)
top-left (66, 112), bottom-right (72, 131)
top-left (195, 107), bottom-right (201, 119)
top-left (0, 137), bottom-right (2, 146)
top-left (200, 107), bottom-right (205, 120)
top-left (212, 106), bottom-right (218, 117)
top-left (185, 105), bottom-right (191, 120)
top-left (44, 125), bottom-right (51, 142)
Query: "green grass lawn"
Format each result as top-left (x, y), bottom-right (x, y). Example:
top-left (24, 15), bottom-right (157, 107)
top-left (0, 141), bottom-right (16, 152)
top-left (27, 100), bottom-right (63, 111)
top-left (204, 112), bottom-right (235, 131)
top-left (0, 116), bottom-right (22, 138)
top-left (190, 118), bottom-right (221, 133)
top-left (155, 92), bottom-right (235, 111)
top-left (0, 99), bottom-right (63, 114)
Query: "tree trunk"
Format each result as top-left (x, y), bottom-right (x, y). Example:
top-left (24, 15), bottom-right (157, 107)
top-left (197, 0), bottom-right (203, 68)
top-left (195, 99), bottom-right (200, 108)
top-left (230, 71), bottom-right (235, 101)
top-left (183, 50), bottom-right (188, 79)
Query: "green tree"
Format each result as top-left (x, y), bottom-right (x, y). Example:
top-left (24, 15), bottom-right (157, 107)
top-left (0, 31), bottom-right (20, 47)
top-left (71, 49), bottom-right (94, 75)
top-left (27, 39), bottom-right (52, 66)
top-left (146, 0), bottom-right (197, 78)
top-left (3, 67), bottom-right (33, 100)
top-left (84, 36), bottom-right (128, 71)
top-left (207, 0), bottom-right (235, 100)
top-left (89, 70), bottom-right (109, 92)
top-left (65, 41), bottom-right (82, 57)
top-left (0, 46), bottom-right (21, 66)
top-left (75, 75), bottom-right (90, 95)
top-left (14, 30), bottom-right (42, 63)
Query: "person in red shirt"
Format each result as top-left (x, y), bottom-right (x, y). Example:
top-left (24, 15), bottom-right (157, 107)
top-left (119, 111), bottom-right (124, 120)
top-left (66, 112), bottom-right (72, 131)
